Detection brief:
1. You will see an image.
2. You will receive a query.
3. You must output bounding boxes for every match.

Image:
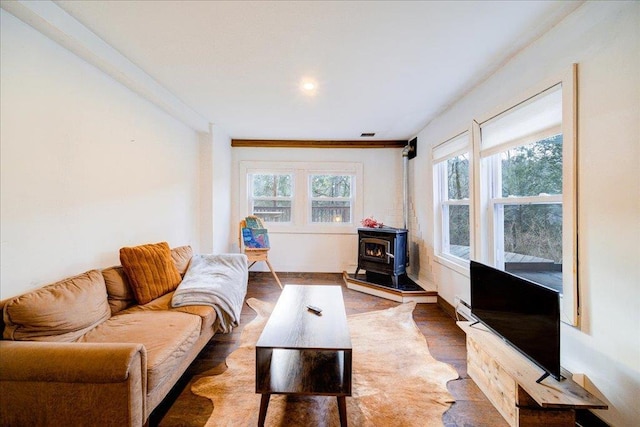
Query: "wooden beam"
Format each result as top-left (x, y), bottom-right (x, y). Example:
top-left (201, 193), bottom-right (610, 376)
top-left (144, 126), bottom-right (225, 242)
top-left (231, 139), bottom-right (409, 148)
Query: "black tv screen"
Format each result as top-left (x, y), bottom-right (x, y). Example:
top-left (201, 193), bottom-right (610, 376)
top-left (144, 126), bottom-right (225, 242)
top-left (470, 260), bottom-right (561, 381)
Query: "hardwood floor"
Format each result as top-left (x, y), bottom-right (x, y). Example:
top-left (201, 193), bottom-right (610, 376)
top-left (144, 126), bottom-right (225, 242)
top-left (150, 272), bottom-right (508, 427)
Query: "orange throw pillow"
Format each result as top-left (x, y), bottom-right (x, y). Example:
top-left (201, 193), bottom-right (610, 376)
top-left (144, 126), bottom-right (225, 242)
top-left (119, 242), bottom-right (182, 305)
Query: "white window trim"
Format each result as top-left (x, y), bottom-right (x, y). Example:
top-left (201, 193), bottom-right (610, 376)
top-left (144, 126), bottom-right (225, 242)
top-left (308, 174), bottom-right (354, 224)
top-left (432, 131), bottom-right (472, 273)
top-left (484, 140), bottom-right (564, 270)
top-left (249, 172), bottom-right (295, 225)
top-left (240, 161), bottom-right (363, 235)
top-left (472, 65), bottom-right (579, 326)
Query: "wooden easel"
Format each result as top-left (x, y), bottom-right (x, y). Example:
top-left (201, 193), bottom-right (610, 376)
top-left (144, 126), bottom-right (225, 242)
top-left (239, 217), bottom-right (283, 289)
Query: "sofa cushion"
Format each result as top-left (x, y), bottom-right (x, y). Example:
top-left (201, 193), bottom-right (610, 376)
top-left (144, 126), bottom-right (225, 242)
top-left (2, 270), bottom-right (110, 342)
top-left (122, 292), bottom-right (217, 334)
top-left (171, 245), bottom-right (193, 276)
top-left (78, 310), bottom-right (201, 392)
top-left (102, 246), bottom-right (193, 315)
top-left (102, 266), bottom-right (136, 315)
top-left (120, 242), bottom-right (182, 305)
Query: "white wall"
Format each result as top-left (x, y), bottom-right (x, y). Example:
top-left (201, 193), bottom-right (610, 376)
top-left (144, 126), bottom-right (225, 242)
top-left (211, 125), bottom-right (233, 253)
top-left (199, 123), bottom-right (232, 255)
top-left (198, 130), bottom-right (214, 253)
top-left (411, 2), bottom-right (639, 425)
top-left (232, 147), bottom-right (405, 273)
top-left (0, 10), bottom-right (201, 299)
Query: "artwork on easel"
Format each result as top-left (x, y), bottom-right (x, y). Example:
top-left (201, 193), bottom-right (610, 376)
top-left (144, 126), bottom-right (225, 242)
top-left (242, 216), bottom-right (270, 248)
top-left (245, 216), bottom-right (261, 229)
top-left (242, 227), bottom-right (270, 248)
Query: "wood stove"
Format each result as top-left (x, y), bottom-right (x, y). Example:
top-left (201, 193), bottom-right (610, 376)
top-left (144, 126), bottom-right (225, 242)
top-left (355, 227), bottom-right (408, 287)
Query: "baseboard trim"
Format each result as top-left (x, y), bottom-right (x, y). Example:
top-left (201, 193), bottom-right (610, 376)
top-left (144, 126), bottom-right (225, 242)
top-left (437, 295), bottom-right (471, 321)
top-left (438, 295), bottom-right (456, 320)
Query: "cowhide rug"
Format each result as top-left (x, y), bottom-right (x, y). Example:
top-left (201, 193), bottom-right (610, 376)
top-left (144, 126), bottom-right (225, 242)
top-left (192, 297), bottom-right (458, 426)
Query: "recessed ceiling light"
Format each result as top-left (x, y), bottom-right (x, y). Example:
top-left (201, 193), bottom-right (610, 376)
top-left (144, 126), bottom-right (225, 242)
top-left (300, 78), bottom-right (317, 95)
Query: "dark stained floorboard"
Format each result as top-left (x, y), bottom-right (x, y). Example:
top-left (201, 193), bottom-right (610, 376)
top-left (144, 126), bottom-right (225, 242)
top-left (151, 272), bottom-right (508, 427)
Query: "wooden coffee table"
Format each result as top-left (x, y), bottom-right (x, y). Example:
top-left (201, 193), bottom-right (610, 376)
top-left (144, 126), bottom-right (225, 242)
top-left (255, 285), bottom-right (352, 426)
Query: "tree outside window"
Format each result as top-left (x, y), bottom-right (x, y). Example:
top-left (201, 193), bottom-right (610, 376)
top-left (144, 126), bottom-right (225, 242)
top-left (251, 174), bottom-right (293, 222)
top-left (444, 153), bottom-right (470, 260)
top-left (309, 175), bottom-right (353, 223)
top-left (490, 135), bottom-right (563, 292)
top-left (500, 135), bottom-right (563, 261)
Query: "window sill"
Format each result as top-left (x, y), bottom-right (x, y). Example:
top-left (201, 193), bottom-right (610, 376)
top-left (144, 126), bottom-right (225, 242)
top-left (434, 253), bottom-right (470, 277)
top-left (264, 224), bottom-right (359, 235)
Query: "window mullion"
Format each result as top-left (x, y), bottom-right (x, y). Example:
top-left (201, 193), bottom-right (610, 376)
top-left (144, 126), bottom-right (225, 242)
top-left (443, 199), bottom-right (470, 206)
top-left (492, 195), bottom-right (563, 205)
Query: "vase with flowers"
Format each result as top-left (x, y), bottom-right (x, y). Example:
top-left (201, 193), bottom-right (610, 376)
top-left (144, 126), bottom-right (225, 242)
top-left (361, 216), bottom-right (384, 228)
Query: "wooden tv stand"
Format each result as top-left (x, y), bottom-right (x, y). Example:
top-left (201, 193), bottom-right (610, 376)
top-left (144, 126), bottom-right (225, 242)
top-left (458, 321), bottom-right (607, 427)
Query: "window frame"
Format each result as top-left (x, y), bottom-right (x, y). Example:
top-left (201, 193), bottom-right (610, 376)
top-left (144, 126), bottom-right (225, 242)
top-left (308, 173), bottom-right (355, 224)
top-left (472, 66), bottom-right (579, 326)
top-left (432, 131), bottom-right (472, 273)
top-left (484, 135), bottom-right (564, 270)
top-left (240, 161), bottom-right (363, 235)
top-left (249, 172), bottom-right (295, 224)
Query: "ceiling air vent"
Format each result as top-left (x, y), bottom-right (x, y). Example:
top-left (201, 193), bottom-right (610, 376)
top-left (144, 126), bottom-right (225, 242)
top-left (360, 132), bottom-right (375, 137)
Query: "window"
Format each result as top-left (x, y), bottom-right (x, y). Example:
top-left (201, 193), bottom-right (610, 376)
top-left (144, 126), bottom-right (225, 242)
top-left (487, 137), bottom-right (564, 291)
top-left (480, 85), bottom-right (564, 293)
top-left (431, 66), bottom-right (579, 326)
top-left (433, 132), bottom-right (471, 266)
top-left (309, 174), bottom-right (353, 223)
top-left (250, 174), bottom-right (293, 223)
top-left (240, 161), bottom-right (363, 234)
top-left (475, 71), bottom-right (579, 326)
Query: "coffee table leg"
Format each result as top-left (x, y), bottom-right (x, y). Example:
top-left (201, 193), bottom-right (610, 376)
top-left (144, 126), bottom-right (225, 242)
top-left (258, 394), bottom-right (270, 426)
top-left (337, 396), bottom-right (347, 427)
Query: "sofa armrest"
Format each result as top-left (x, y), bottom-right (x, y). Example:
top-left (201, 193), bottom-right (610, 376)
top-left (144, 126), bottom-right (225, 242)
top-left (0, 341), bottom-right (147, 427)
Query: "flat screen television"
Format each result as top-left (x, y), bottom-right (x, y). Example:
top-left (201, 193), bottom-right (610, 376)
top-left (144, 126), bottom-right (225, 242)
top-left (470, 260), bottom-right (562, 382)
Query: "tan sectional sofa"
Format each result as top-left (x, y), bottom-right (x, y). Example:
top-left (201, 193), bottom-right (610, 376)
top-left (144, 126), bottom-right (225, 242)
top-left (0, 244), bottom-right (248, 427)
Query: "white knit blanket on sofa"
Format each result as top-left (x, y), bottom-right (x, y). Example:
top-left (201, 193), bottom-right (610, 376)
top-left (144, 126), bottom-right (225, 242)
top-left (171, 253), bottom-right (248, 333)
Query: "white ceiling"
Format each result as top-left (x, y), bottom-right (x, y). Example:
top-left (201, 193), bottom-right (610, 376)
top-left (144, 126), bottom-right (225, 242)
top-left (53, 1), bottom-right (582, 141)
